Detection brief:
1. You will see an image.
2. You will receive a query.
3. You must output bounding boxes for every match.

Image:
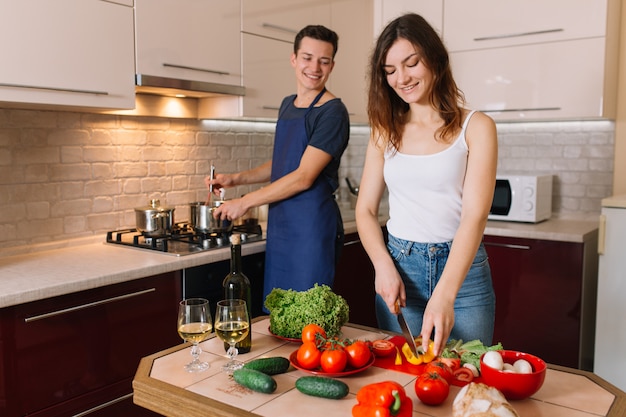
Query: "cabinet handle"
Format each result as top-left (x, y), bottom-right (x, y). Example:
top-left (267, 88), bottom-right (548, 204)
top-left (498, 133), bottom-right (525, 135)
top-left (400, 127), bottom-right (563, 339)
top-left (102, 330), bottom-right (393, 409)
top-left (481, 107), bottom-right (561, 113)
top-left (0, 82), bottom-right (108, 96)
top-left (484, 242), bottom-right (531, 250)
top-left (24, 288), bottom-right (156, 323)
top-left (344, 239), bottom-right (362, 247)
top-left (474, 28), bottom-right (564, 42)
top-left (162, 63), bottom-right (230, 76)
top-left (598, 214), bottom-right (606, 255)
top-left (72, 392), bottom-right (133, 417)
top-left (261, 23), bottom-right (298, 35)
top-left (261, 105), bottom-right (281, 111)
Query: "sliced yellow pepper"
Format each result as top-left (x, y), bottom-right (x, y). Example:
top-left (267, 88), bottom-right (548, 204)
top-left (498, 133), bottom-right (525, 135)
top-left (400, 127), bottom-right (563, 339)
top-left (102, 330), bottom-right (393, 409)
top-left (401, 343), bottom-right (423, 365)
top-left (394, 346), bottom-right (403, 365)
top-left (421, 340), bottom-right (436, 364)
top-left (401, 339), bottom-right (437, 365)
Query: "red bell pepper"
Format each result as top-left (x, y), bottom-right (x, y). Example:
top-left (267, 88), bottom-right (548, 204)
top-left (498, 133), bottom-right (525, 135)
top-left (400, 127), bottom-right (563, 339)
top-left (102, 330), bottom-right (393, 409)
top-left (352, 381), bottom-right (413, 417)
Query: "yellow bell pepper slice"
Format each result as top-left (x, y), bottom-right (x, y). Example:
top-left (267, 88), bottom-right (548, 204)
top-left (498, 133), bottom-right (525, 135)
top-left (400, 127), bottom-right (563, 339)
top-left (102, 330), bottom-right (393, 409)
top-left (401, 339), bottom-right (437, 365)
top-left (421, 340), bottom-right (436, 364)
top-left (394, 346), bottom-right (403, 365)
top-left (401, 343), bottom-right (423, 365)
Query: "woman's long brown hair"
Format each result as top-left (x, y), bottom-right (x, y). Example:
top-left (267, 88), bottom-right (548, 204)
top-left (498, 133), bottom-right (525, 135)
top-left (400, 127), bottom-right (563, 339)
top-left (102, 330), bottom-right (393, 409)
top-left (367, 13), bottom-right (465, 152)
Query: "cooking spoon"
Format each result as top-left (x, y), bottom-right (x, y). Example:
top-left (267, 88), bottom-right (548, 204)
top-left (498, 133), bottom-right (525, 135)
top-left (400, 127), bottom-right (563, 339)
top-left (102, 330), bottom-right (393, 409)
top-left (207, 164), bottom-right (215, 204)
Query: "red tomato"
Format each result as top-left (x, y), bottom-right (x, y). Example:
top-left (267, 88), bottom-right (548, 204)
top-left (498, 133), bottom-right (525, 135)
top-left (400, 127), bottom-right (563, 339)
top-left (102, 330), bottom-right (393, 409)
top-left (439, 357), bottom-right (461, 372)
top-left (423, 361), bottom-right (454, 383)
top-left (301, 324), bottom-right (326, 344)
top-left (371, 339), bottom-right (396, 357)
top-left (414, 372), bottom-right (450, 405)
top-left (320, 348), bottom-right (348, 373)
top-left (453, 367), bottom-right (475, 383)
top-left (344, 340), bottom-right (372, 368)
top-left (296, 341), bottom-right (322, 370)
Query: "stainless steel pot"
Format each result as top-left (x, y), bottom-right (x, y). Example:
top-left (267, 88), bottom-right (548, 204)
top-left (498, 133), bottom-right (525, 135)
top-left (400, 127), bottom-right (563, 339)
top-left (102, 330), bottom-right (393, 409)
top-left (190, 200), bottom-right (232, 234)
top-left (135, 199), bottom-right (175, 237)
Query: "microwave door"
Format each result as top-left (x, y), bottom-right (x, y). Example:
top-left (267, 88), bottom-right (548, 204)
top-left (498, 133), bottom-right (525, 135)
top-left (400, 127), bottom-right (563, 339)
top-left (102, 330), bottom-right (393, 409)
top-left (490, 179), bottom-right (512, 215)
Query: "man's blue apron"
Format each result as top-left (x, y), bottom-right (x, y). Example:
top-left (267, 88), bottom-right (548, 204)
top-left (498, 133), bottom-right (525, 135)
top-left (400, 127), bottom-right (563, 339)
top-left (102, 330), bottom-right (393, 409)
top-left (263, 89), bottom-right (339, 300)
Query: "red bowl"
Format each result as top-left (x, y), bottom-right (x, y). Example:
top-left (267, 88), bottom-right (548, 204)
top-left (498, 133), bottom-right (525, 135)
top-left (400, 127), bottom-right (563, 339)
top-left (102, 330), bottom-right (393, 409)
top-left (480, 350), bottom-right (547, 400)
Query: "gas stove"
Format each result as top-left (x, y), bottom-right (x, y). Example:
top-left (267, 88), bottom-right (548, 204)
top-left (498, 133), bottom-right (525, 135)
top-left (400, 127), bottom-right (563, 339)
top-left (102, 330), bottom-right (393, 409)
top-left (105, 223), bottom-right (263, 256)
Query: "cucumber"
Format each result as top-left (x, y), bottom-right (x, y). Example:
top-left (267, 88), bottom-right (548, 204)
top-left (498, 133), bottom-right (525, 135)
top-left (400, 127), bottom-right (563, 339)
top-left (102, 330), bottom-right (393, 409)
top-left (232, 368), bottom-right (277, 394)
top-left (243, 357), bottom-right (290, 375)
top-left (295, 376), bottom-right (349, 399)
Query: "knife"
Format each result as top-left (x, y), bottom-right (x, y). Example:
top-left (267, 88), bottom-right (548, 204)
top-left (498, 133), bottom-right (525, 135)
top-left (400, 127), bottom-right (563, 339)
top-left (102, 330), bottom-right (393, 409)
top-left (396, 301), bottom-right (420, 356)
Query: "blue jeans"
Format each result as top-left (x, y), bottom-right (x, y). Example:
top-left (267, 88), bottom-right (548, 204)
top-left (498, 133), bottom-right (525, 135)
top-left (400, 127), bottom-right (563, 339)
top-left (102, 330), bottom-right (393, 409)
top-left (376, 233), bottom-right (496, 345)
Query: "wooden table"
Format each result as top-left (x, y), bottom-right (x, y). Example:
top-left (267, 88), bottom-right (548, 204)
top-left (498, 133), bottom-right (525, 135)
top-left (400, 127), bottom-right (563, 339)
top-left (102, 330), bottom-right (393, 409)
top-left (133, 317), bottom-right (626, 417)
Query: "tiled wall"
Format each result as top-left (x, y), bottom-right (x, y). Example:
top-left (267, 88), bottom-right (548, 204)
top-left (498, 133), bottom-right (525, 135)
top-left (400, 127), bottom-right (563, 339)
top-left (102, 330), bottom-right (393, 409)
top-left (0, 108), bottom-right (613, 249)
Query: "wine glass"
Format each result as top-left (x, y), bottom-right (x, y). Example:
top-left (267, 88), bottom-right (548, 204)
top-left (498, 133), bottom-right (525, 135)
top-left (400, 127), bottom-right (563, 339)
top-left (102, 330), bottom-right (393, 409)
top-left (177, 298), bottom-right (213, 372)
top-left (214, 299), bottom-right (250, 373)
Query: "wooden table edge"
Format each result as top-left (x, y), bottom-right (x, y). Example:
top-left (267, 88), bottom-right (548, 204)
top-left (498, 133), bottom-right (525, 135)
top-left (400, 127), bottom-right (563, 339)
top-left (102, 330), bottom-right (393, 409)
top-left (133, 317), bottom-right (626, 417)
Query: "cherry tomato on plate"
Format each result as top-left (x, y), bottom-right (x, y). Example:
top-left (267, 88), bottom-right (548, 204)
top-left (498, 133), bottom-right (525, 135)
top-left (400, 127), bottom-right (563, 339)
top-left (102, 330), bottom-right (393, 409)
top-left (344, 340), bottom-right (372, 368)
top-left (423, 360), bottom-right (454, 383)
top-left (301, 323), bottom-right (326, 344)
top-left (371, 339), bottom-right (396, 357)
top-left (320, 348), bottom-right (348, 373)
top-left (296, 341), bottom-right (321, 370)
top-left (414, 372), bottom-right (450, 405)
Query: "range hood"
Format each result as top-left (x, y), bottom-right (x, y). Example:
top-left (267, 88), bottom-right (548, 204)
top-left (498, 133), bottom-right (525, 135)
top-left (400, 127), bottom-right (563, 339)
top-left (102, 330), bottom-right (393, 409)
top-left (135, 74), bottom-right (245, 98)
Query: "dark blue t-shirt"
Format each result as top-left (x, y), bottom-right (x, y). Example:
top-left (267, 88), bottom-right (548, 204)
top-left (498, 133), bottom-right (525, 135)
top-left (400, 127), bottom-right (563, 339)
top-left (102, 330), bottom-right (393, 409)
top-left (278, 95), bottom-right (350, 191)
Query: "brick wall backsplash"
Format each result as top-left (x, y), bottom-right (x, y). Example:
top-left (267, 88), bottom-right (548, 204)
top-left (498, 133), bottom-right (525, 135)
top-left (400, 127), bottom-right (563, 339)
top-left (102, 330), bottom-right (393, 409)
top-left (0, 108), bottom-right (612, 249)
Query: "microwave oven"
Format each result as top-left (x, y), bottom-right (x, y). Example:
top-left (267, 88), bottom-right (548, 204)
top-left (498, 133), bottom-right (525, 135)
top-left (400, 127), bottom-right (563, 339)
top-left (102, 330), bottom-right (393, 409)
top-left (488, 174), bottom-right (553, 223)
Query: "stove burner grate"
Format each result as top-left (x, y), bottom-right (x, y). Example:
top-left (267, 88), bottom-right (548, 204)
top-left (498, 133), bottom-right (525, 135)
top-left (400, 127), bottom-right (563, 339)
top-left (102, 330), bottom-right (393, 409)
top-left (105, 223), bottom-right (263, 256)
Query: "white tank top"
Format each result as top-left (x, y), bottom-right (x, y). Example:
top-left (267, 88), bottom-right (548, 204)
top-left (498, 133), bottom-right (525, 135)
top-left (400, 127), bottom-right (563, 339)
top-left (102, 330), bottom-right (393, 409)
top-left (384, 111), bottom-right (475, 243)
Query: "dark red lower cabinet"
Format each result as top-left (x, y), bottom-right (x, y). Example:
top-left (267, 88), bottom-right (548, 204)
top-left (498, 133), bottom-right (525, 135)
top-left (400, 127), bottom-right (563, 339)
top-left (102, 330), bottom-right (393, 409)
top-left (0, 272), bottom-right (181, 417)
top-left (334, 232), bottom-right (378, 328)
top-left (484, 234), bottom-right (597, 370)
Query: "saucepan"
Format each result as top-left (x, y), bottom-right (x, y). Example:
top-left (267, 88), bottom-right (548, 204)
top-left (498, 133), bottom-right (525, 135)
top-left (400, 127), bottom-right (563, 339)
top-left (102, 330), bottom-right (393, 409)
top-left (190, 200), bottom-right (232, 234)
top-left (135, 199), bottom-right (175, 237)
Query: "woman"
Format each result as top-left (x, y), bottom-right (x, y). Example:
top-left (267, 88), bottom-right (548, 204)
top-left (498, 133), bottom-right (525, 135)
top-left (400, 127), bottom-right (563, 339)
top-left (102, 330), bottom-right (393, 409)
top-left (356, 13), bottom-right (497, 355)
top-left (207, 25), bottom-right (350, 302)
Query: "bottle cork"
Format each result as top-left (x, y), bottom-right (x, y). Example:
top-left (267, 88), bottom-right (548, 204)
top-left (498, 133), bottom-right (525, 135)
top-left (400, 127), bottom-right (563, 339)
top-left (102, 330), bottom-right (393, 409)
top-left (229, 233), bottom-right (241, 245)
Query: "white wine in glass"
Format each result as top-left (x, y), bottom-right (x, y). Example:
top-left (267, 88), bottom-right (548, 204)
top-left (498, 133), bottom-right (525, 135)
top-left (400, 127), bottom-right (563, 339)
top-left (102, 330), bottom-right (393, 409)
top-left (177, 298), bottom-right (212, 372)
top-left (214, 299), bottom-right (250, 373)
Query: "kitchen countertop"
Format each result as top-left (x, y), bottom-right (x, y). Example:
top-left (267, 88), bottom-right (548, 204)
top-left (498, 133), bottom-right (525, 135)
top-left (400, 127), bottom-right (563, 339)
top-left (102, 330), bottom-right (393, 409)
top-left (133, 317), bottom-right (625, 417)
top-left (0, 210), bottom-right (598, 309)
top-left (602, 194), bottom-right (626, 208)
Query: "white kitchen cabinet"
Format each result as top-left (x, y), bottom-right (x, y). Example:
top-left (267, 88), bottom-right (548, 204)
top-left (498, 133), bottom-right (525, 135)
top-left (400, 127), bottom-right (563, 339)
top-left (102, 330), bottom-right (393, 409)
top-left (237, 0), bottom-right (371, 122)
top-left (451, 38), bottom-right (610, 120)
top-left (0, 0), bottom-right (135, 110)
top-left (242, 0), bottom-right (331, 42)
top-left (444, 0), bottom-right (607, 52)
top-left (373, 0), bottom-right (442, 37)
top-left (446, 0), bottom-right (620, 121)
top-left (239, 33), bottom-right (294, 119)
top-left (328, 0), bottom-right (373, 124)
top-left (135, 0), bottom-right (242, 90)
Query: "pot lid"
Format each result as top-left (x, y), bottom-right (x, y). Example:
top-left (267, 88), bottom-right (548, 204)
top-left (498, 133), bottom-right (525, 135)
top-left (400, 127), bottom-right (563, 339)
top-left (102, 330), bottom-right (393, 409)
top-left (135, 199), bottom-right (174, 212)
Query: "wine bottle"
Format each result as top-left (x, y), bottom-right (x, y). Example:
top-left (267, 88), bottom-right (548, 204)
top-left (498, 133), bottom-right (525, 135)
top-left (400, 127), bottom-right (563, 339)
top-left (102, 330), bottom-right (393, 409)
top-left (222, 233), bottom-right (252, 353)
